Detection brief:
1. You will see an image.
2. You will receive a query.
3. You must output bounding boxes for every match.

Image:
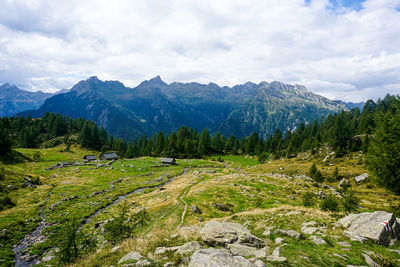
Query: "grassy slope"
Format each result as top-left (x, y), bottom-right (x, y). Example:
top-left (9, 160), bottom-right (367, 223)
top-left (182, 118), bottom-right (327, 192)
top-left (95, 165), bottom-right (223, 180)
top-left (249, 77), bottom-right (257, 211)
top-left (1, 146), bottom-right (399, 266)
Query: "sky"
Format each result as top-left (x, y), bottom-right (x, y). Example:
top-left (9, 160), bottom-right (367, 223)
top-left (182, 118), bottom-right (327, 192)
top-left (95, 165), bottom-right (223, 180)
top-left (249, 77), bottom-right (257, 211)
top-left (0, 0), bottom-right (399, 102)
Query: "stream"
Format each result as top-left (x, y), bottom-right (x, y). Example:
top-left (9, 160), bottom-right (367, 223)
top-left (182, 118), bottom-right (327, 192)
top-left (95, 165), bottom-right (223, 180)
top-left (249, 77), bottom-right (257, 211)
top-left (12, 169), bottom-right (187, 267)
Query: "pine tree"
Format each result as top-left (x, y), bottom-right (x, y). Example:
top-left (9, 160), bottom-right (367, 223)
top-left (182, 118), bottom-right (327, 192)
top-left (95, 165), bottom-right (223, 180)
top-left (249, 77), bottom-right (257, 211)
top-left (367, 104), bottom-right (400, 195)
top-left (198, 129), bottom-right (211, 155)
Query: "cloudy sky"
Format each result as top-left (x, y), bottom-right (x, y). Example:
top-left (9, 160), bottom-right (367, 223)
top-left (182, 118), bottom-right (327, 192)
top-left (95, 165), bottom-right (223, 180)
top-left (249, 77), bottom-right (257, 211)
top-left (0, 0), bottom-right (399, 102)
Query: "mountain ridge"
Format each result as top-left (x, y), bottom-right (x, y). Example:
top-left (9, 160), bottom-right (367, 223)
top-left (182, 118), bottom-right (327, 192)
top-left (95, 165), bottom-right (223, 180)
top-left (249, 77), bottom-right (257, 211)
top-left (17, 76), bottom-right (362, 140)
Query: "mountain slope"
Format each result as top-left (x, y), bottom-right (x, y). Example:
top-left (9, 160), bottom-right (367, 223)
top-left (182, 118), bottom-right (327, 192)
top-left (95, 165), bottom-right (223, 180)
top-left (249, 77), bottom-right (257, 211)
top-left (21, 76), bottom-right (350, 140)
top-left (0, 84), bottom-right (55, 117)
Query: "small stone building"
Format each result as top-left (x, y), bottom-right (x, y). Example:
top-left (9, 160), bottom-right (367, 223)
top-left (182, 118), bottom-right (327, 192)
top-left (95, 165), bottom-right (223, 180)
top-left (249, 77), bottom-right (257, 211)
top-left (83, 155), bottom-right (97, 163)
top-left (161, 157), bottom-right (176, 165)
top-left (99, 152), bottom-right (118, 161)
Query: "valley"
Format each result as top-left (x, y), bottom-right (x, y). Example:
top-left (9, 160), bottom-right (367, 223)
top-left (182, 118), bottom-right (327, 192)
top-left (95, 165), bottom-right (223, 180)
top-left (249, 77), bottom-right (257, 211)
top-left (1, 145), bottom-right (399, 266)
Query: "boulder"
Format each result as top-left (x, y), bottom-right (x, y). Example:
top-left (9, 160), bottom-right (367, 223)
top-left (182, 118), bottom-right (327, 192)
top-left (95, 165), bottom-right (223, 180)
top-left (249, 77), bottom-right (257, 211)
top-left (213, 203), bottom-right (231, 211)
top-left (191, 205), bottom-right (202, 214)
top-left (337, 211), bottom-right (399, 246)
top-left (228, 244), bottom-right (257, 257)
top-left (201, 221), bottom-right (265, 248)
top-left (355, 173), bottom-right (368, 183)
top-left (275, 229), bottom-right (304, 240)
top-left (275, 238), bottom-right (284, 244)
top-left (155, 241), bottom-right (201, 256)
top-left (118, 251), bottom-right (143, 264)
top-left (310, 235), bottom-right (326, 245)
top-left (266, 244), bottom-right (287, 262)
top-left (362, 253), bottom-right (378, 267)
top-left (189, 248), bottom-right (258, 267)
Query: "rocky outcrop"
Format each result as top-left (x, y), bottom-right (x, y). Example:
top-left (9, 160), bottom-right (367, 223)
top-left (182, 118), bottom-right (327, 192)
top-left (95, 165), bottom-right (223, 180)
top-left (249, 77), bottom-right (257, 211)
top-left (201, 221), bottom-right (265, 248)
top-left (155, 241), bottom-right (201, 256)
top-left (118, 251), bottom-right (143, 264)
top-left (337, 211), bottom-right (399, 246)
top-left (355, 173), bottom-right (368, 183)
top-left (275, 229), bottom-right (304, 240)
top-left (189, 248), bottom-right (262, 267)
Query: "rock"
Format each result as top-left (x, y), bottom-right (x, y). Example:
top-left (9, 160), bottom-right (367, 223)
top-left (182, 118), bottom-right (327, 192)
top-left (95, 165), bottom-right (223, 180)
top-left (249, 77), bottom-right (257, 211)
top-left (110, 246), bottom-right (120, 253)
top-left (191, 205), bottom-right (202, 214)
top-left (164, 262), bottom-right (174, 267)
top-left (155, 241), bottom-right (201, 256)
top-left (337, 241), bottom-right (351, 247)
top-left (262, 230), bottom-right (271, 236)
top-left (355, 173), bottom-right (368, 183)
top-left (286, 210), bottom-right (301, 216)
top-left (301, 226), bottom-right (318, 235)
top-left (213, 202), bottom-right (231, 211)
top-left (333, 253), bottom-right (347, 260)
top-left (254, 247), bottom-right (269, 259)
top-left (189, 248), bottom-right (258, 267)
top-left (201, 221), bottom-right (265, 248)
top-left (253, 259), bottom-right (266, 267)
top-left (389, 249), bottom-right (400, 255)
top-left (136, 259), bottom-right (152, 266)
top-left (337, 211), bottom-right (399, 246)
top-left (0, 229), bottom-right (10, 239)
top-left (275, 229), bottom-right (304, 240)
top-left (362, 253), bottom-right (378, 267)
top-left (228, 244), bottom-right (257, 257)
top-left (266, 244), bottom-right (287, 262)
top-left (275, 238), bottom-right (284, 244)
top-left (310, 235), bottom-right (326, 245)
top-left (118, 251), bottom-right (143, 264)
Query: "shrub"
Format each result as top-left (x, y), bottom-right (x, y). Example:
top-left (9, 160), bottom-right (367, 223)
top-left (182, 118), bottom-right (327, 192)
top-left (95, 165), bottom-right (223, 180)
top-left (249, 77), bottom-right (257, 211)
top-left (333, 167), bottom-right (340, 180)
top-left (257, 152), bottom-right (268, 163)
top-left (0, 195), bottom-right (15, 211)
top-left (57, 219), bottom-right (96, 264)
top-left (302, 192), bottom-right (315, 207)
top-left (342, 191), bottom-right (359, 212)
top-left (104, 201), bottom-right (149, 244)
top-left (321, 194), bottom-right (339, 212)
top-left (309, 163), bottom-right (324, 183)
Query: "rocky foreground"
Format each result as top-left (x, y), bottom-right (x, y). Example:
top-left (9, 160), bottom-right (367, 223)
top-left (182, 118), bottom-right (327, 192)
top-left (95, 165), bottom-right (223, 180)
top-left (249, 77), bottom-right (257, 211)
top-left (114, 211), bottom-right (399, 266)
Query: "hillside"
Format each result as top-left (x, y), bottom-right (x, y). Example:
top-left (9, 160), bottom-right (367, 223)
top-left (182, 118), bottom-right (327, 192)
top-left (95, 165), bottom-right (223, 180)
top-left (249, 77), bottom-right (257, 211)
top-left (0, 84), bottom-right (57, 117)
top-left (21, 76), bottom-right (352, 140)
top-left (0, 145), bottom-right (399, 266)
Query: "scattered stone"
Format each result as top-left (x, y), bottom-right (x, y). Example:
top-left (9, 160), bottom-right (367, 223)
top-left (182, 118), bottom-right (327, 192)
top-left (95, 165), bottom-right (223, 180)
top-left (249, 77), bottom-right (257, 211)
top-left (355, 173), bottom-right (369, 183)
top-left (262, 230), bottom-right (271, 237)
top-left (266, 244), bottom-right (287, 262)
top-left (310, 235), bottom-right (326, 245)
top-left (362, 253), bottom-right (378, 267)
top-left (275, 229), bottom-right (304, 240)
top-left (228, 243), bottom-right (257, 257)
top-left (189, 248), bottom-right (258, 267)
top-left (191, 205), bottom-right (202, 214)
top-left (338, 241), bottom-right (351, 247)
top-left (164, 262), bottom-right (174, 267)
top-left (333, 253), bottom-right (347, 260)
top-left (118, 251), bottom-right (143, 264)
top-left (286, 210), bottom-right (301, 216)
top-left (201, 221), bottom-right (265, 248)
top-left (155, 241), bottom-right (201, 256)
top-left (136, 259), bottom-right (152, 266)
top-left (337, 211), bottom-right (399, 246)
top-left (213, 202), bottom-right (231, 212)
top-left (275, 238), bottom-right (284, 244)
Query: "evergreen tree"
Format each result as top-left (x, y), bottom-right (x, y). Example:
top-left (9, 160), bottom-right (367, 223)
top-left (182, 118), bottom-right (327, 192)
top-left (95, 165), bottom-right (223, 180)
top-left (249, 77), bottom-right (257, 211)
top-left (367, 103), bottom-right (400, 195)
top-left (198, 129), bottom-right (211, 155)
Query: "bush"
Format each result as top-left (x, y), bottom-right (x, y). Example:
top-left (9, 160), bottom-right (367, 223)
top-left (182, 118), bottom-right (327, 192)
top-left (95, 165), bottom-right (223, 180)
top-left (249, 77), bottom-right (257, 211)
top-left (257, 152), bottom-right (268, 163)
top-left (321, 194), bottom-right (340, 212)
top-left (342, 191), bottom-right (359, 212)
top-left (104, 202), bottom-right (149, 244)
top-left (302, 192), bottom-right (315, 207)
top-left (0, 195), bottom-right (15, 211)
top-left (309, 163), bottom-right (324, 183)
top-left (333, 167), bottom-right (340, 180)
top-left (57, 219), bottom-right (96, 264)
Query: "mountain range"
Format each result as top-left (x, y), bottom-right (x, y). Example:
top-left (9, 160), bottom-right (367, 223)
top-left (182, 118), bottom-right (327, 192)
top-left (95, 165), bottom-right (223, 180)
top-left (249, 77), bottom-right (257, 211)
top-left (12, 76), bottom-right (362, 140)
top-left (0, 83), bottom-right (59, 117)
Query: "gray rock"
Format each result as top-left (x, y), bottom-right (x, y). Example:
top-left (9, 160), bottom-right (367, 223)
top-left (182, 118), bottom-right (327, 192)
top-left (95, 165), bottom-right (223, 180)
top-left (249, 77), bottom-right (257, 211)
top-left (275, 238), bottom-right (284, 244)
top-left (337, 241), bottom-right (351, 247)
top-left (155, 241), bottom-right (201, 256)
top-left (136, 259), bottom-right (152, 266)
top-left (228, 244), bottom-right (257, 257)
top-left (191, 205), bottom-right (202, 214)
top-left (337, 211), bottom-right (399, 246)
top-left (213, 202), bottom-right (231, 211)
top-left (362, 253), bottom-right (378, 267)
top-left (333, 253), bottom-right (347, 260)
top-left (118, 251), bottom-right (143, 264)
top-left (275, 229), bottom-right (304, 240)
top-left (310, 235), bottom-right (326, 245)
top-left (201, 221), bottom-right (265, 248)
top-left (110, 246), bottom-right (120, 253)
top-left (339, 178), bottom-right (350, 188)
top-left (266, 244), bottom-right (287, 262)
top-left (355, 173), bottom-right (368, 183)
top-left (189, 248), bottom-right (257, 267)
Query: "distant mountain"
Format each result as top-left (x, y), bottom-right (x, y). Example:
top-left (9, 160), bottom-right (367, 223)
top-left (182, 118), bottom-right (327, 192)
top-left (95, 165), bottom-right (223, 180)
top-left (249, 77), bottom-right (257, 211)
top-left (0, 84), bottom-right (59, 117)
top-left (21, 76), bottom-right (352, 140)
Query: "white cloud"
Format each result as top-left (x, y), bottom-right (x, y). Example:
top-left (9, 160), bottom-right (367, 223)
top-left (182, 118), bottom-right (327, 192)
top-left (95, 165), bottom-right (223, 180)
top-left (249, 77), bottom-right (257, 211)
top-left (0, 0), bottom-right (399, 101)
